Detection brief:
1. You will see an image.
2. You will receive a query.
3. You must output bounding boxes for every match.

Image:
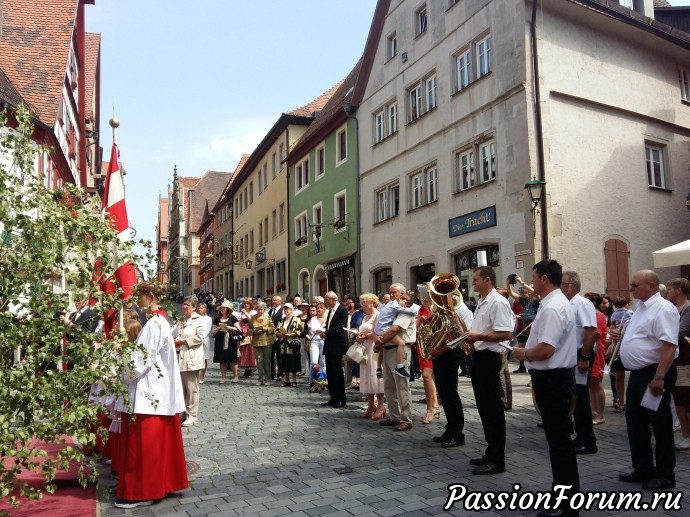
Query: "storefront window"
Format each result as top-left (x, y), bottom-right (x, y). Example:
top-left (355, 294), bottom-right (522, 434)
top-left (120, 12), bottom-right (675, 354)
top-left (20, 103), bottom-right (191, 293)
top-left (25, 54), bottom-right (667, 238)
top-left (454, 245), bottom-right (500, 310)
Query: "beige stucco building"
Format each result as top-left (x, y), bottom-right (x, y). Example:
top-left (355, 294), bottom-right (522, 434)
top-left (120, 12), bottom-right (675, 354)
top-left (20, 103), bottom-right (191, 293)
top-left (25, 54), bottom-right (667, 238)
top-left (355, 0), bottom-right (690, 300)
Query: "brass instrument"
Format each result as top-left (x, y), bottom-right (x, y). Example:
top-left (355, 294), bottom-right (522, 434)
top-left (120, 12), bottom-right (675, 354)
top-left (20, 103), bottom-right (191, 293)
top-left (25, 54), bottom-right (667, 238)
top-left (418, 273), bottom-right (470, 360)
top-left (602, 319), bottom-right (628, 375)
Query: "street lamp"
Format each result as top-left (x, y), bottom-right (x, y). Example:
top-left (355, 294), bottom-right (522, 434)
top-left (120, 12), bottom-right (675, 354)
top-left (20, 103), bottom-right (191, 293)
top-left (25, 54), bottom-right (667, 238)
top-left (245, 259), bottom-right (253, 269)
top-left (524, 177), bottom-right (545, 238)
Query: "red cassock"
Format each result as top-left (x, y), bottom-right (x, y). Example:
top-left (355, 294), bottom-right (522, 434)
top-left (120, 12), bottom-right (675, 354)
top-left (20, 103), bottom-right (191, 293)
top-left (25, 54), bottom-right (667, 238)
top-left (115, 312), bottom-right (189, 501)
top-left (116, 413), bottom-right (188, 501)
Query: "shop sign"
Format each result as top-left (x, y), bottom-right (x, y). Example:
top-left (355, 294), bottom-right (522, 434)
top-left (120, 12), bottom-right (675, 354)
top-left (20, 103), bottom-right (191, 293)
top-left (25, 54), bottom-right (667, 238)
top-left (448, 206), bottom-right (496, 238)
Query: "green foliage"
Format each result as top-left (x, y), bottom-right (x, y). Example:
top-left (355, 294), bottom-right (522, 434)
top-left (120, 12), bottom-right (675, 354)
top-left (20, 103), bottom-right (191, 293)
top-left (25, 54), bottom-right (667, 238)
top-left (0, 104), bottom-right (151, 510)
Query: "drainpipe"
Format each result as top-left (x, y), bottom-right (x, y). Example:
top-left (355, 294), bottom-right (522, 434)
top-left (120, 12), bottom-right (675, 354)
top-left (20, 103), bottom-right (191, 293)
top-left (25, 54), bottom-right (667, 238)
top-left (285, 127), bottom-right (290, 297)
top-left (344, 106), bottom-right (361, 296)
top-left (531, 0), bottom-right (549, 260)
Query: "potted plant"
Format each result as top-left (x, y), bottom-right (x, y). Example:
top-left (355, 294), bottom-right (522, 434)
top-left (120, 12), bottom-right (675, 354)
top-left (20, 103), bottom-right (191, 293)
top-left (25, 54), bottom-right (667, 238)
top-left (266, 287), bottom-right (274, 295)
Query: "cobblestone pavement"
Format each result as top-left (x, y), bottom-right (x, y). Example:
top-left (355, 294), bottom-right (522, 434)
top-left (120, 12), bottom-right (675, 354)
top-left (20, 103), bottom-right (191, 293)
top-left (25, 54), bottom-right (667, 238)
top-left (97, 362), bottom-right (689, 517)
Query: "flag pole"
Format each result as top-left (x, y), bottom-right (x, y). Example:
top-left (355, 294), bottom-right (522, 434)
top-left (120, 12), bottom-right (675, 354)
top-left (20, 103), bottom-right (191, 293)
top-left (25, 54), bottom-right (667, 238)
top-left (110, 117), bottom-right (125, 333)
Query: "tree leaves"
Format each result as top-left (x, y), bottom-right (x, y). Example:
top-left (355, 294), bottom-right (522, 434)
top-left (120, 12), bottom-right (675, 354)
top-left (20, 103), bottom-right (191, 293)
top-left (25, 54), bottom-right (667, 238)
top-left (0, 104), bottom-right (152, 509)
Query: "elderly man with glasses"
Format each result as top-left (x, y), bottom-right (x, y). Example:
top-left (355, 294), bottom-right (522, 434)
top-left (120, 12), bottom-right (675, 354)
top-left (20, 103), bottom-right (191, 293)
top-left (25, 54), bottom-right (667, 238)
top-left (616, 270), bottom-right (679, 491)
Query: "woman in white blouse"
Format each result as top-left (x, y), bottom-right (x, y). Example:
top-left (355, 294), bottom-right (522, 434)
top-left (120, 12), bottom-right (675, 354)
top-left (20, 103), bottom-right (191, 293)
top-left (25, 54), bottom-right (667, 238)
top-left (197, 303), bottom-right (213, 384)
top-left (306, 301), bottom-right (328, 374)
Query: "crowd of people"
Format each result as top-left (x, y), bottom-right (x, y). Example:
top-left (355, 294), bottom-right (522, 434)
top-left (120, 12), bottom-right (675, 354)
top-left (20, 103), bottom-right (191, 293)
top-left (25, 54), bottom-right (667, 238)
top-left (71, 260), bottom-right (689, 516)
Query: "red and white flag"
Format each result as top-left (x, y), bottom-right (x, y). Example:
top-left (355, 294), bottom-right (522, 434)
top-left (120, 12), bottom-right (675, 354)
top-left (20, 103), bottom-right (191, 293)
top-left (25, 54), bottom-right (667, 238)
top-left (97, 142), bottom-right (137, 335)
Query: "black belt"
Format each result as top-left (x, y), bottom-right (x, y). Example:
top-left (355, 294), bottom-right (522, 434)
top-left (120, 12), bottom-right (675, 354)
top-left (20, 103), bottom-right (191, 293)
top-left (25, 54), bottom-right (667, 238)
top-left (383, 345), bottom-right (397, 350)
top-left (528, 368), bottom-right (572, 375)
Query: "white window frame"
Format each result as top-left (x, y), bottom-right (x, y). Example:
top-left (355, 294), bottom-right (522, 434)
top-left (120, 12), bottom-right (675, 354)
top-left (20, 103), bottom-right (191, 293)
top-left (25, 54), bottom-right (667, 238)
top-left (409, 85), bottom-right (422, 121)
top-left (388, 102), bottom-right (398, 135)
top-left (679, 67), bottom-right (690, 102)
top-left (455, 138), bottom-right (496, 192)
top-left (376, 183), bottom-right (400, 222)
top-left (416, 4), bottom-right (428, 36)
top-left (387, 32), bottom-right (397, 60)
top-left (312, 202), bottom-right (323, 239)
top-left (408, 73), bottom-right (437, 122)
top-left (336, 127), bottom-right (347, 165)
top-left (456, 48), bottom-right (471, 91)
top-left (375, 109), bottom-right (385, 143)
top-left (456, 149), bottom-right (475, 191)
top-left (334, 189), bottom-right (347, 232)
top-left (479, 140), bottom-right (495, 183)
top-left (426, 75), bottom-right (437, 110)
top-left (315, 144), bottom-right (326, 179)
top-left (409, 164), bottom-right (438, 210)
top-left (294, 211), bottom-right (308, 248)
top-left (645, 143), bottom-right (667, 189)
top-left (295, 157), bottom-right (310, 193)
top-left (477, 35), bottom-right (492, 78)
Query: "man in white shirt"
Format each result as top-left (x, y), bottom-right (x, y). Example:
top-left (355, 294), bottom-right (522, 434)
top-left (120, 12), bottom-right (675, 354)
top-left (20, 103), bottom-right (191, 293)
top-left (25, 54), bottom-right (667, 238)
top-left (512, 260), bottom-right (578, 517)
top-left (617, 270), bottom-right (679, 491)
top-left (376, 286), bottom-right (416, 430)
top-left (560, 270), bottom-right (598, 455)
top-left (463, 267), bottom-right (513, 475)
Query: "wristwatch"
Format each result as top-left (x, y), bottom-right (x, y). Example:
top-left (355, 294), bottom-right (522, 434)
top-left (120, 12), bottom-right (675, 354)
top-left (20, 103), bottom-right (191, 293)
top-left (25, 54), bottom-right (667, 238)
top-left (580, 355), bottom-right (591, 361)
top-left (654, 374), bottom-right (665, 381)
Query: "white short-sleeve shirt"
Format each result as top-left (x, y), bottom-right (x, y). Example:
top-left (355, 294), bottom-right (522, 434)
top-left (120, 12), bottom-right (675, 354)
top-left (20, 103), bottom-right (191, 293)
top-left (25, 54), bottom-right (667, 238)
top-left (570, 294), bottom-right (597, 350)
top-left (470, 289), bottom-right (514, 353)
top-left (525, 289), bottom-right (577, 370)
top-left (619, 292), bottom-right (679, 370)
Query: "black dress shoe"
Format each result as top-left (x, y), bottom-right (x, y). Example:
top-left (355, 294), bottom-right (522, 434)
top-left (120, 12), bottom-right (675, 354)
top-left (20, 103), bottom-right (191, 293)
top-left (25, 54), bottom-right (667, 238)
top-left (469, 457), bottom-right (487, 466)
top-left (574, 444), bottom-right (597, 455)
top-left (321, 400), bottom-right (335, 407)
top-left (441, 435), bottom-right (466, 448)
top-left (619, 469), bottom-right (655, 483)
top-left (432, 431), bottom-right (453, 443)
top-left (642, 477), bottom-right (676, 490)
top-left (332, 401), bottom-right (346, 408)
top-left (472, 462), bottom-right (506, 475)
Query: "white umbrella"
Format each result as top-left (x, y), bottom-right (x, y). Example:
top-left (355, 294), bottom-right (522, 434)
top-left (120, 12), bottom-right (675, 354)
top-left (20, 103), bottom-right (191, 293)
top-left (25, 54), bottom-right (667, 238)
top-left (652, 239), bottom-right (690, 268)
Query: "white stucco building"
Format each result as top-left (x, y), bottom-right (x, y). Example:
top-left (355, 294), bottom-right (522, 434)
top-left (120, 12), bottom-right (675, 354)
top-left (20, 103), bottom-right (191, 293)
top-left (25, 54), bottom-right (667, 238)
top-left (354, 0), bottom-right (690, 300)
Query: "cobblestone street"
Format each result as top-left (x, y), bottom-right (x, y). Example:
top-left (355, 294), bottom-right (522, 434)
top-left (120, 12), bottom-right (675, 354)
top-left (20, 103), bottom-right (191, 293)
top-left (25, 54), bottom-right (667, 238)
top-left (95, 359), bottom-right (689, 517)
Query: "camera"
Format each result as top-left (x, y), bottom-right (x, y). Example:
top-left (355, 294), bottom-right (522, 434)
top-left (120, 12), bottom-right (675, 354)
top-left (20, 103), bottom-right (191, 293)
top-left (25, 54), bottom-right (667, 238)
top-left (508, 274), bottom-right (517, 285)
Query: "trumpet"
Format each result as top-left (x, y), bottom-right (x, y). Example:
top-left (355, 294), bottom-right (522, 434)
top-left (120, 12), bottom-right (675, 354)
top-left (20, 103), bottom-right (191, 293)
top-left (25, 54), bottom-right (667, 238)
top-left (603, 320), bottom-right (628, 375)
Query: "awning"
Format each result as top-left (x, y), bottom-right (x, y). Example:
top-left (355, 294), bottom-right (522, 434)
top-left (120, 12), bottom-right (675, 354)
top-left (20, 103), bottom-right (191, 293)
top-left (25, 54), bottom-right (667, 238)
top-left (652, 239), bottom-right (690, 268)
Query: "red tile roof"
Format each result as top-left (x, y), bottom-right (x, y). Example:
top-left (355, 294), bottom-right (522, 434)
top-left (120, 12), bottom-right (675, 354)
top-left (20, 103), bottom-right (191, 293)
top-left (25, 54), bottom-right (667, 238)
top-left (83, 33), bottom-right (100, 121)
top-left (188, 172), bottom-right (231, 232)
top-left (0, 0), bottom-right (79, 124)
top-left (288, 80), bottom-right (345, 117)
top-left (287, 62), bottom-right (361, 164)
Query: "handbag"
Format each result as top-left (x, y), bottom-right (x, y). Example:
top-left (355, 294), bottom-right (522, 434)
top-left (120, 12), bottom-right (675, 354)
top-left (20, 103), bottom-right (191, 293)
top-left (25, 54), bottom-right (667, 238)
top-left (346, 342), bottom-right (367, 365)
top-left (288, 339), bottom-right (302, 352)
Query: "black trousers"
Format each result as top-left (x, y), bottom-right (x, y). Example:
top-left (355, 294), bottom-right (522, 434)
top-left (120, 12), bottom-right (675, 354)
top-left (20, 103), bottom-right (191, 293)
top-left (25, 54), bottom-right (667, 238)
top-left (325, 352), bottom-right (346, 404)
top-left (270, 341), bottom-right (282, 378)
top-left (625, 363), bottom-right (677, 480)
top-left (573, 349), bottom-right (596, 448)
top-left (531, 368), bottom-right (579, 511)
top-left (433, 347), bottom-right (464, 438)
top-left (470, 350), bottom-right (505, 466)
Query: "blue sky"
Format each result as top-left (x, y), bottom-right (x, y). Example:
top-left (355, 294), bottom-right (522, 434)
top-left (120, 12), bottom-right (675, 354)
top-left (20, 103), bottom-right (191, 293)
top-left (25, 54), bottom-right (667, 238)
top-left (87, 1), bottom-right (377, 262)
